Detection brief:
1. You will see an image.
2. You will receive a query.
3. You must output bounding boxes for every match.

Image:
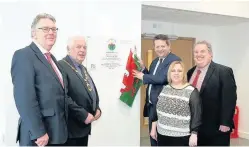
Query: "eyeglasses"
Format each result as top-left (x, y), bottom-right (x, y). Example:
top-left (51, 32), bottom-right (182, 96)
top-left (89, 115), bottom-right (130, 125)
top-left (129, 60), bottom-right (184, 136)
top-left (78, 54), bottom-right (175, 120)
top-left (37, 27), bottom-right (58, 33)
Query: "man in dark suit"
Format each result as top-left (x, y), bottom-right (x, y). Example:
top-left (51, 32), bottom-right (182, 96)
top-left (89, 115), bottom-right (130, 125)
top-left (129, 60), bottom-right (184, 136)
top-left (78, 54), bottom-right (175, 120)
top-left (187, 40), bottom-right (237, 146)
top-left (10, 13), bottom-right (87, 146)
top-left (10, 13), bottom-right (68, 146)
top-left (133, 34), bottom-right (181, 146)
top-left (58, 36), bottom-right (101, 146)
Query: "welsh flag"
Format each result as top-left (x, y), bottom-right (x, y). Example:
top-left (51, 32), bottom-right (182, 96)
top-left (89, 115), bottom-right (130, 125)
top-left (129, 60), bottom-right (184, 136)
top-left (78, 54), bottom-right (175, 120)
top-left (119, 48), bottom-right (143, 107)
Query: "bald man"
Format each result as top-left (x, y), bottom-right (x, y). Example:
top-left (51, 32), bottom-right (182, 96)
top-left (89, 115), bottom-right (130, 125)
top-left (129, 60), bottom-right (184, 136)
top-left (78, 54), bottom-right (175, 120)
top-left (58, 36), bottom-right (101, 146)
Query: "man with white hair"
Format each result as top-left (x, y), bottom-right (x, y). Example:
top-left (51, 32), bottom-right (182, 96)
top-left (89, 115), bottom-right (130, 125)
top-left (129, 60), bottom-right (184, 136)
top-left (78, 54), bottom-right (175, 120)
top-left (58, 36), bottom-right (101, 146)
top-left (187, 40), bottom-right (237, 146)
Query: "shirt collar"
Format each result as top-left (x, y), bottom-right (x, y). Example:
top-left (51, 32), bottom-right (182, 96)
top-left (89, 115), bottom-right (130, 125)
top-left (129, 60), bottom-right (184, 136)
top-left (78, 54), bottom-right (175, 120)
top-left (159, 52), bottom-right (171, 62)
top-left (33, 39), bottom-right (49, 54)
top-left (68, 55), bottom-right (82, 68)
top-left (197, 62), bottom-right (211, 72)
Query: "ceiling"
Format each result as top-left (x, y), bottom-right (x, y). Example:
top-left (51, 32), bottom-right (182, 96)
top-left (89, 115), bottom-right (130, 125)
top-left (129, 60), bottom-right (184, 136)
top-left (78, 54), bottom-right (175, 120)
top-left (142, 5), bottom-right (249, 26)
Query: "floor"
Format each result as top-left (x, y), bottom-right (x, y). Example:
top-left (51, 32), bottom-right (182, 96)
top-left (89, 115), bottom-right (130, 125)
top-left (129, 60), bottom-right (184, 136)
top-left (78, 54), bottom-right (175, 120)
top-left (140, 126), bottom-right (249, 146)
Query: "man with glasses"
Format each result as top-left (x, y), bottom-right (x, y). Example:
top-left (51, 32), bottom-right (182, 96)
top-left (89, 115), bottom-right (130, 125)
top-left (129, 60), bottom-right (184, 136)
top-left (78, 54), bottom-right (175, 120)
top-left (11, 13), bottom-right (84, 146)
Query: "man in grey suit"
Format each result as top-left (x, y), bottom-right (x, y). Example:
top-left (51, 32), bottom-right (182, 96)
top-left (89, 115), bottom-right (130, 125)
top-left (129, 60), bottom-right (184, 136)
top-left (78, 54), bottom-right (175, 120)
top-left (11, 13), bottom-right (87, 146)
top-left (58, 36), bottom-right (101, 146)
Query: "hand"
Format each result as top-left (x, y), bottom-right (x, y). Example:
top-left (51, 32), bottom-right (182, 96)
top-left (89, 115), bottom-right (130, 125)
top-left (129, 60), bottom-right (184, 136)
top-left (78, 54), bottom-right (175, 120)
top-left (150, 129), bottom-right (157, 141)
top-left (139, 58), bottom-right (145, 69)
top-left (132, 70), bottom-right (144, 80)
top-left (189, 133), bottom-right (197, 147)
top-left (219, 125), bottom-right (230, 132)
top-left (93, 109), bottom-right (101, 121)
top-left (84, 113), bottom-right (94, 124)
top-left (35, 133), bottom-right (49, 147)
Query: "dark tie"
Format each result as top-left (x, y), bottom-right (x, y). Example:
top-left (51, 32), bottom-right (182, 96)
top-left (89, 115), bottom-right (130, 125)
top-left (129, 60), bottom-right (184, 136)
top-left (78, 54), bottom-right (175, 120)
top-left (45, 52), bottom-right (64, 88)
top-left (155, 58), bottom-right (163, 73)
top-left (192, 70), bottom-right (201, 88)
top-left (79, 65), bottom-right (97, 110)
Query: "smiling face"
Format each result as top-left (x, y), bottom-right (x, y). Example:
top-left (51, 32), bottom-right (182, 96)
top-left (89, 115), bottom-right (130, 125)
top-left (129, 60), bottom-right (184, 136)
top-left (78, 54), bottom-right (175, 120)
top-left (154, 39), bottom-right (170, 58)
top-left (68, 37), bottom-right (87, 64)
top-left (167, 61), bottom-right (187, 85)
top-left (170, 63), bottom-right (184, 84)
top-left (32, 18), bottom-right (57, 51)
top-left (193, 43), bottom-right (212, 68)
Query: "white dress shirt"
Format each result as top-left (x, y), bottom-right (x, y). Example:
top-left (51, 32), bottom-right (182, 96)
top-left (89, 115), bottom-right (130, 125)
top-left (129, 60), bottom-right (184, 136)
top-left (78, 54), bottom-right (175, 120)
top-left (33, 40), bottom-right (63, 82)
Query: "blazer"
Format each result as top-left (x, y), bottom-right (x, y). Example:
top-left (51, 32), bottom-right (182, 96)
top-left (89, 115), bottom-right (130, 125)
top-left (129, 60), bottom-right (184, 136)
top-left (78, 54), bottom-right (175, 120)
top-left (11, 42), bottom-right (68, 145)
top-left (143, 52), bottom-right (181, 117)
top-left (58, 55), bottom-right (101, 138)
top-left (187, 61), bottom-right (237, 135)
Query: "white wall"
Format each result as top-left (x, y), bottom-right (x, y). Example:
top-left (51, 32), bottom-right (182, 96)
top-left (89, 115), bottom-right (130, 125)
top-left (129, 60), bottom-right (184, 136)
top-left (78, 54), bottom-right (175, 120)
top-left (214, 23), bottom-right (249, 139)
top-left (142, 1), bottom-right (249, 18)
top-left (0, 5), bottom-right (6, 145)
top-left (142, 19), bottom-right (249, 139)
top-left (0, 1), bottom-right (141, 146)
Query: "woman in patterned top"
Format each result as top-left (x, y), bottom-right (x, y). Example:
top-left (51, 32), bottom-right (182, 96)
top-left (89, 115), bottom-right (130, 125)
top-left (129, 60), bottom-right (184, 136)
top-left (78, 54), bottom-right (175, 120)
top-left (150, 61), bottom-right (202, 146)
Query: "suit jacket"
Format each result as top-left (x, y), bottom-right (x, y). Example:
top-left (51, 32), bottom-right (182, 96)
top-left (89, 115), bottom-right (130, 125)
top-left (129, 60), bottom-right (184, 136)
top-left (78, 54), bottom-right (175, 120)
top-left (143, 52), bottom-right (181, 117)
top-left (11, 42), bottom-right (68, 145)
top-left (187, 61), bottom-right (237, 135)
top-left (58, 55), bottom-right (100, 138)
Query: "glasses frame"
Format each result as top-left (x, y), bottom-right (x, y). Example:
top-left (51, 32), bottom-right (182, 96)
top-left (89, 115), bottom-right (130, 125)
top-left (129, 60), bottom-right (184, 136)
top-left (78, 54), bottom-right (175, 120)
top-left (37, 27), bottom-right (58, 33)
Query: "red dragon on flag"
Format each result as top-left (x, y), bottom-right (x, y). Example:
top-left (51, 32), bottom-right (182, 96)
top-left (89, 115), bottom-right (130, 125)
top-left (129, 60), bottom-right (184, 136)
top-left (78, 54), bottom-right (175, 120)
top-left (120, 47), bottom-right (142, 107)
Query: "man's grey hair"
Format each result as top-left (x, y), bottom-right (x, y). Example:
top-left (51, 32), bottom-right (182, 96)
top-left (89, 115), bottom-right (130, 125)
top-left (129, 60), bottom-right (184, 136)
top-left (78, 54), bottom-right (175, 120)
top-left (31, 13), bottom-right (56, 37)
top-left (67, 36), bottom-right (87, 52)
top-left (31, 13), bottom-right (56, 29)
top-left (194, 40), bottom-right (212, 53)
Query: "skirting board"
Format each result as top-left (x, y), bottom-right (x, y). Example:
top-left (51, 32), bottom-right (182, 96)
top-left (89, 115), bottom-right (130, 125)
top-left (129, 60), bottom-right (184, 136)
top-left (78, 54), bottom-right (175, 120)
top-left (239, 131), bottom-right (249, 139)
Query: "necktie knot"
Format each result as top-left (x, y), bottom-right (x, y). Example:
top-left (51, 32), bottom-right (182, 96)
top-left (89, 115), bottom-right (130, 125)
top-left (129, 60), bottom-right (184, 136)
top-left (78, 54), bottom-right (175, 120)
top-left (44, 52), bottom-right (64, 88)
top-left (197, 69), bottom-right (201, 75)
top-left (159, 58), bottom-right (163, 64)
top-left (45, 52), bottom-right (52, 60)
top-left (78, 64), bottom-right (83, 70)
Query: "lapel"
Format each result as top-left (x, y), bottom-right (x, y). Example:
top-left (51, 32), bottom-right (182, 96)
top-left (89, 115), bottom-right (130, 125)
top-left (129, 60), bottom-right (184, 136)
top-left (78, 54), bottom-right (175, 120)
top-left (156, 53), bottom-right (173, 72)
top-left (149, 58), bottom-right (158, 73)
top-left (64, 55), bottom-right (93, 100)
top-left (51, 54), bottom-right (65, 89)
top-left (30, 42), bottom-right (63, 90)
top-left (200, 61), bottom-right (215, 94)
top-left (188, 66), bottom-right (196, 81)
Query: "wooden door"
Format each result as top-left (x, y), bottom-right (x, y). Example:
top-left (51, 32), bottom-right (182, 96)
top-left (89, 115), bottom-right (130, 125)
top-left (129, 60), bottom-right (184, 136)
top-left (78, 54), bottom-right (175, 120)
top-left (170, 38), bottom-right (195, 71)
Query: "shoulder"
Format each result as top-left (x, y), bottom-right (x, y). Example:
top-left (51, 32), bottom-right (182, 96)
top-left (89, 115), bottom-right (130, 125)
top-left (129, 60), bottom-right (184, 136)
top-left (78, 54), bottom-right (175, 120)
top-left (214, 62), bottom-right (232, 70)
top-left (58, 59), bottom-right (71, 71)
top-left (163, 53), bottom-right (181, 66)
top-left (160, 84), bottom-right (171, 93)
top-left (181, 84), bottom-right (196, 93)
top-left (152, 57), bottom-right (159, 63)
top-left (58, 57), bottom-right (68, 65)
top-left (187, 66), bottom-right (196, 74)
top-left (212, 62), bottom-right (233, 72)
top-left (14, 45), bottom-right (32, 55)
top-left (185, 84), bottom-right (199, 96)
top-left (58, 59), bottom-right (65, 65)
top-left (169, 53), bottom-right (181, 61)
top-left (12, 46), bottom-right (33, 61)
